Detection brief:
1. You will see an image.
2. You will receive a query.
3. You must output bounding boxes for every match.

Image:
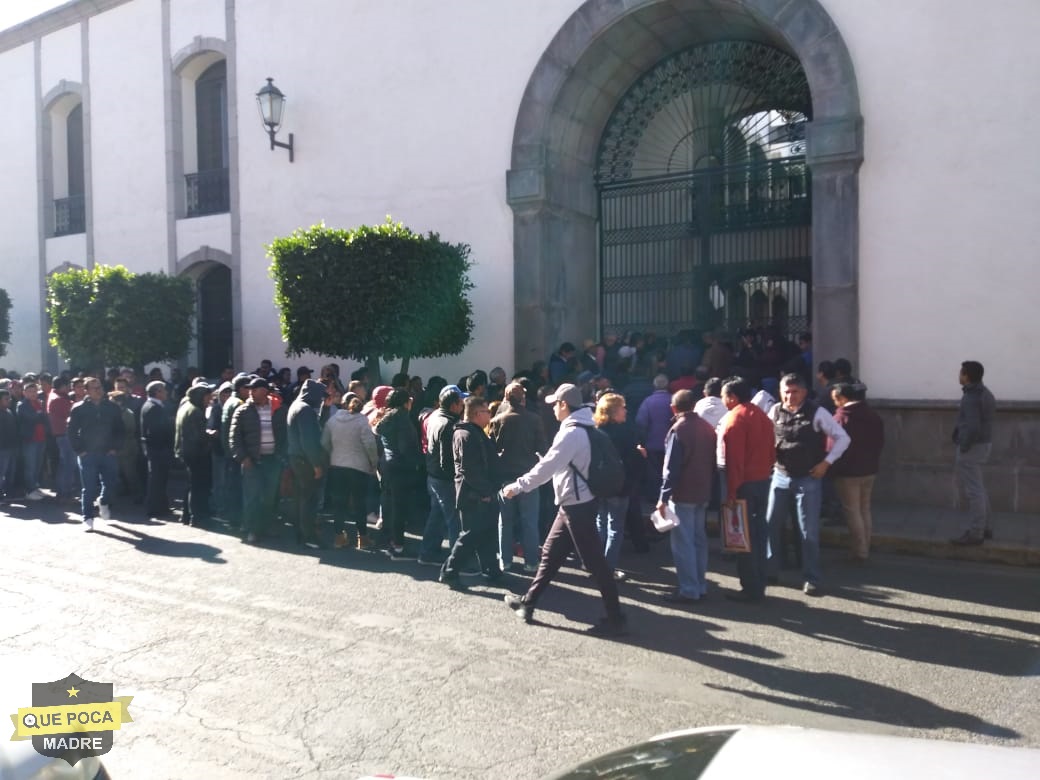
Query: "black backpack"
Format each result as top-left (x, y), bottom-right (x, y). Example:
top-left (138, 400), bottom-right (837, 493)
top-left (570, 424), bottom-right (625, 499)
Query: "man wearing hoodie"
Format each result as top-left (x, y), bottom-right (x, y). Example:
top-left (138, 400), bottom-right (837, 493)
top-left (501, 383), bottom-right (627, 636)
top-left (287, 378), bottom-right (328, 547)
top-left (438, 396), bottom-right (502, 587)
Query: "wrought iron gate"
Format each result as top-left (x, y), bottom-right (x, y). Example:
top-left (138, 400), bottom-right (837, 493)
top-left (597, 41), bottom-right (813, 341)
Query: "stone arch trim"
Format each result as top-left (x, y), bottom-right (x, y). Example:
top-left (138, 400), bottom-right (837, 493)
top-left (507, 0), bottom-right (863, 372)
top-left (42, 80), bottom-right (83, 112)
top-left (171, 36), bottom-right (228, 75)
top-left (176, 245), bottom-right (232, 279)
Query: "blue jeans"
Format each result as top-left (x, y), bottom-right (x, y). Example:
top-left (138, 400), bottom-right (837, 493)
top-left (242, 456), bottom-right (281, 536)
top-left (21, 440), bottom-right (43, 493)
top-left (78, 452), bottom-right (120, 519)
top-left (419, 476), bottom-right (458, 559)
top-left (55, 434), bottom-right (79, 498)
top-left (670, 501), bottom-right (708, 598)
top-left (596, 495), bottom-right (629, 570)
top-left (766, 468), bottom-right (823, 585)
top-left (501, 488), bottom-right (541, 569)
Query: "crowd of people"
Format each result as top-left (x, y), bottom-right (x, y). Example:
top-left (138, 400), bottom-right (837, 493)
top-left (1, 326), bottom-right (996, 634)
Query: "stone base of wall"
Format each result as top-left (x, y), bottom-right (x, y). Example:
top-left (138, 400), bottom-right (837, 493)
top-left (871, 400), bottom-right (1040, 516)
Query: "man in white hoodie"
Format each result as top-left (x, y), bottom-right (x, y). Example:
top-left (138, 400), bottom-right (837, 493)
top-left (501, 383), bottom-right (627, 636)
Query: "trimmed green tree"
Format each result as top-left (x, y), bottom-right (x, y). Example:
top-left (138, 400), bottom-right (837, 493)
top-left (46, 264), bottom-right (194, 373)
top-left (0, 289), bottom-right (11, 359)
top-left (268, 218), bottom-right (474, 378)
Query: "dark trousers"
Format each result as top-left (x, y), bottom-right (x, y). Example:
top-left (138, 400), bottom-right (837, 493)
top-left (144, 446), bottom-right (173, 516)
top-left (328, 466), bottom-right (370, 538)
top-left (222, 456), bottom-right (243, 526)
top-left (624, 479), bottom-right (649, 552)
top-left (442, 496), bottom-right (500, 577)
top-left (290, 457), bottom-right (322, 542)
top-left (525, 499), bottom-right (622, 621)
top-left (734, 478), bottom-right (770, 598)
top-left (380, 471), bottom-right (410, 547)
top-left (183, 455), bottom-right (212, 525)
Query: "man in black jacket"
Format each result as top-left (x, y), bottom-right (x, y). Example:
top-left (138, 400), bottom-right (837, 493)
top-left (417, 384), bottom-right (466, 565)
top-left (230, 377), bottom-right (287, 543)
top-left (439, 396), bottom-right (502, 587)
top-left (490, 381), bottom-right (546, 572)
top-left (140, 380), bottom-right (174, 518)
top-left (67, 377), bottom-right (124, 531)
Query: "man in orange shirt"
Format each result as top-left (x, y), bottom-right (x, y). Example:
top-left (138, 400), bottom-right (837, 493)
top-left (717, 377), bottom-right (775, 602)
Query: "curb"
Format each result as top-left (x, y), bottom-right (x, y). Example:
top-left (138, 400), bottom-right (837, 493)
top-left (820, 527), bottom-right (1040, 568)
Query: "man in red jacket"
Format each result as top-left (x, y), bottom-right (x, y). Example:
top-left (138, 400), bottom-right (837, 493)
top-left (717, 377), bottom-right (776, 602)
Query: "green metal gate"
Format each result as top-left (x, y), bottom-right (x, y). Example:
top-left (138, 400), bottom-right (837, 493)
top-left (596, 41), bottom-right (813, 340)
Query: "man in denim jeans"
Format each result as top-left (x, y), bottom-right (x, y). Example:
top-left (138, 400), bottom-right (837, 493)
top-left (765, 373), bottom-right (850, 595)
top-left (950, 360), bottom-right (996, 546)
top-left (417, 384), bottom-right (466, 565)
top-left (656, 389), bottom-right (717, 604)
top-left (490, 381), bottom-right (546, 573)
top-left (67, 377), bottom-right (124, 531)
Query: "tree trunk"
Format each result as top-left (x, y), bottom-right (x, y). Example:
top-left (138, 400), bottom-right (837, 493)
top-left (399, 356), bottom-right (410, 377)
top-left (365, 355), bottom-right (382, 387)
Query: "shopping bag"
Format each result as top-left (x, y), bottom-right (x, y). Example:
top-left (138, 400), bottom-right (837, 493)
top-left (721, 499), bottom-right (751, 553)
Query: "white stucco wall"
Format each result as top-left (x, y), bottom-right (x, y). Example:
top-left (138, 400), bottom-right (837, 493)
top-left (233, 0), bottom-right (576, 382)
top-left (169, 0), bottom-right (224, 55)
top-left (825, 0), bottom-right (1040, 400)
top-left (40, 23), bottom-right (80, 92)
top-left (88, 0), bottom-right (168, 273)
top-left (0, 43), bottom-right (43, 370)
top-left (176, 213), bottom-right (231, 258)
top-left (45, 234), bottom-right (88, 272)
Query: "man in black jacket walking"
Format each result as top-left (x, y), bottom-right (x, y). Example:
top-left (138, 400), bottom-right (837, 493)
top-left (439, 396), bottom-right (502, 587)
top-left (67, 377), bottom-right (124, 531)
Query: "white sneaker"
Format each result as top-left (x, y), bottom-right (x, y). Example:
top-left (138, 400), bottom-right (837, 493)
top-left (26, 490), bottom-right (43, 501)
top-left (83, 517), bottom-right (95, 532)
top-left (98, 504), bottom-right (111, 520)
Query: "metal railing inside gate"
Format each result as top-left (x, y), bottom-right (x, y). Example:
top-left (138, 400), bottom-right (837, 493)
top-left (599, 158), bottom-right (811, 339)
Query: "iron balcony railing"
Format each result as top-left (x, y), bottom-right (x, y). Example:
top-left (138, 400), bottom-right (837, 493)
top-left (54, 195), bottom-right (86, 236)
top-left (185, 167), bottom-right (230, 217)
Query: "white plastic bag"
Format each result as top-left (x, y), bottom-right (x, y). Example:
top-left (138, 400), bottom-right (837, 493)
top-left (650, 502), bottom-right (680, 532)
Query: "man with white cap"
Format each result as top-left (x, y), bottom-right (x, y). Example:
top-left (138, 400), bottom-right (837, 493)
top-left (501, 383), bottom-right (627, 636)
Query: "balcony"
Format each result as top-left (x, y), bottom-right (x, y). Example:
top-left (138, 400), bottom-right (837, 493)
top-left (185, 168), bottom-right (229, 217)
top-left (53, 195), bottom-right (86, 236)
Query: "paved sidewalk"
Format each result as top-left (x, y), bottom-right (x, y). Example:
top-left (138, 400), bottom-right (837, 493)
top-left (819, 505), bottom-right (1040, 568)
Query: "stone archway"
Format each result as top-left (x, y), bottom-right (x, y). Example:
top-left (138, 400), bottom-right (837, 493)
top-left (177, 246), bottom-right (237, 375)
top-left (507, 0), bottom-right (861, 371)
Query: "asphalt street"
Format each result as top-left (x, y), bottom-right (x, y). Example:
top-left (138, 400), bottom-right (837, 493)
top-left (2, 497), bottom-right (1038, 779)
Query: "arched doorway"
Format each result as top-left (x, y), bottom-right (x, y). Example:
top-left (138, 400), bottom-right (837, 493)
top-left (507, 0), bottom-right (861, 371)
top-left (596, 41), bottom-right (811, 340)
top-left (197, 264), bottom-right (232, 377)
